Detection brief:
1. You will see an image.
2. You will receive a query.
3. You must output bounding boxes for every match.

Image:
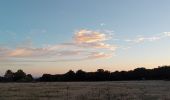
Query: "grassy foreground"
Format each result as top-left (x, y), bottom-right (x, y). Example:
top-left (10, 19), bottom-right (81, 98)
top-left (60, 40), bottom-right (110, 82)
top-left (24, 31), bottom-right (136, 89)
top-left (0, 81), bottom-right (170, 100)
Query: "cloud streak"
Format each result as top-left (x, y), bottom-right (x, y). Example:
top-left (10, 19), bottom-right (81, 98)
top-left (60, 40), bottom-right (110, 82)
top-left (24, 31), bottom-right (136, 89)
top-left (87, 52), bottom-right (113, 59)
top-left (125, 32), bottom-right (170, 43)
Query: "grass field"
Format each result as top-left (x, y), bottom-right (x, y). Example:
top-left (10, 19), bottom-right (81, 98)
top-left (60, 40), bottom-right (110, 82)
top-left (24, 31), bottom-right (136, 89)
top-left (0, 81), bottom-right (170, 100)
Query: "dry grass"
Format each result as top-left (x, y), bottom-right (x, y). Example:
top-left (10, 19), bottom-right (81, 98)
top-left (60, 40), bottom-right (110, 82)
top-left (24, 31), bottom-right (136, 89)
top-left (0, 81), bottom-right (170, 100)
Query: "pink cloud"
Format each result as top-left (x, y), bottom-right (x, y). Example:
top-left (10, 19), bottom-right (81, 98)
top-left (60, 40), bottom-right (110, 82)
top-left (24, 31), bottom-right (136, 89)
top-left (0, 29), bottom-right (116, 61)
top-left (74, 29), bottom-right (109, 43)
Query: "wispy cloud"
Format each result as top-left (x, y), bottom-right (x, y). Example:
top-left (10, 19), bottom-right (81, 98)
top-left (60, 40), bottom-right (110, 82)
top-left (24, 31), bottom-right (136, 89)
top-left (164, 32), bottom-right (170, 36)
top-left (87, 52), bottom-right (113, 59)
top-left (8, 48), bottom-right (34, 57)
top-left (125, 32), bottom-right (170, 43)
top-left (0, 29), bottom-right (117, 62)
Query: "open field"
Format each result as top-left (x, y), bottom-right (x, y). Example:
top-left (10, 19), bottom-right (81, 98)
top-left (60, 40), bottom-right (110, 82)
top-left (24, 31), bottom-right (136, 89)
top-left (0, 81), bottom-right (170, 100)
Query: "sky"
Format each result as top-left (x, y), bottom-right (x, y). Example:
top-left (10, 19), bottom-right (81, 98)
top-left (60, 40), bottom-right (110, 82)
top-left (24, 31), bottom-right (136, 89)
top-left (0, 0), bottom-right (170, 76)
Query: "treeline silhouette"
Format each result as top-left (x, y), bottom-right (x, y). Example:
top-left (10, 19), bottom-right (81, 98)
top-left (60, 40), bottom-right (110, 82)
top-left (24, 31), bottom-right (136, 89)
top-left (1, 65), bottom-right (170, 82)
top-left (0, 69), bottom-right (33, 82)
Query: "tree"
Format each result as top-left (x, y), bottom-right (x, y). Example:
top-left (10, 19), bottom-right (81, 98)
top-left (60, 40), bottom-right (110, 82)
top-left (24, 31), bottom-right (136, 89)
top-left (40, 74), bottom-right (53, 81)
top-left (63, 70), bottom-right (75, 81)
top-left (13, 69), bottom-right (26, 81)
top-left (4, 70), bottom-right (14, 82)
top-left (133, 67), bottom-right (147, 80)
top-left (76, 69), bottom-right (87, 81)
top-left (95, 69), bottom-right (107, 81)
top-left (97, 69), bottom-right (104, 73)
top-left (25, 74), bottom-right (33, 82)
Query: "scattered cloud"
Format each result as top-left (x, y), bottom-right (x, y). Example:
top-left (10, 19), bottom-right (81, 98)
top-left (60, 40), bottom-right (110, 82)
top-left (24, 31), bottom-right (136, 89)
top-left (2, 29), bottom-right (169, 62)
top-left (0, 29), bottom-right (116, 62)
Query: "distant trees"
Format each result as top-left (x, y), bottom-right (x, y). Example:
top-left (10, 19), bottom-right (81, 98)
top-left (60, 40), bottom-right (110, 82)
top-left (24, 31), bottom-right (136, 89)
top-left (39, 66), bottom-right (170, 82)
top-left (2, 69), bottom-right (33, 82)
top-left (1, 65), bottom-right (170, 82)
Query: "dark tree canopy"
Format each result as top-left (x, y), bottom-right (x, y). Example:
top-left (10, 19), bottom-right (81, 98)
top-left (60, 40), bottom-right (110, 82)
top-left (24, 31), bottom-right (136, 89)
top-left (2, 69), bottom-right (33, 82)
top-left (4, 70), bottom-right (14, 82)
top-left (14, 69), bottom-right (26, 81)
top-left (38, 65), bottom-right (170, 82)
top-left (1, 65), bottom-right (170, 82)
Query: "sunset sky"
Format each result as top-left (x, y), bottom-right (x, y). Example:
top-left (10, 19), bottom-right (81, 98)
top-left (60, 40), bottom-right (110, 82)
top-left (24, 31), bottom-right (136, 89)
top-left (0, 0), bottom-right (170, 76)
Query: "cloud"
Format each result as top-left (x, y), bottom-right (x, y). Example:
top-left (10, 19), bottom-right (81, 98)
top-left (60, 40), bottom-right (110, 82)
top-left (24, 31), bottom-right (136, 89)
top-left (0, 29), bottom-right (116, 61)
top-left (164, 32), bottom-right (170, 36)
top-left (100, 23), bottom-right (106, 26)
top-left (57, 50), bottom-right (83, 56)
top-left (125, 32), bottom-right (170, 43)
top-left (73, 29), bottom-right (116, 51)
top-left (2, 29), bottom-right (170, 62)
top-left (126, 36), bottom-right (161, 43)
top-left (7, 48), bottom-right (51, 58)
top-left (0, 47), bottom-right (10, 58)
top-left (8, 48), bottom-right (33, 57)
top-left (77, 42), bottom-right (117, 51)
top-left (74, 30), bottom-right (110, 43)
top-left (0, 47), bottom-right (8, 52)
top-left (87, 52), bottom-right (112, 59)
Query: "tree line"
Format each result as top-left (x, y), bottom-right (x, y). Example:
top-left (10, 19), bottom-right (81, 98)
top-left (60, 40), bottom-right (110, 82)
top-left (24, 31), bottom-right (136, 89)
top-left (0, 69), bottom-right (33, 82)
top-left (1, 65), bottom-right (170, 82)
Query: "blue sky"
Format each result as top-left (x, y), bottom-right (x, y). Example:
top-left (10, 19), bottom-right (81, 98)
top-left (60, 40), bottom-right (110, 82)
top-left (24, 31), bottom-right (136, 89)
top-left (0, 0), bottom-right (170, 76)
